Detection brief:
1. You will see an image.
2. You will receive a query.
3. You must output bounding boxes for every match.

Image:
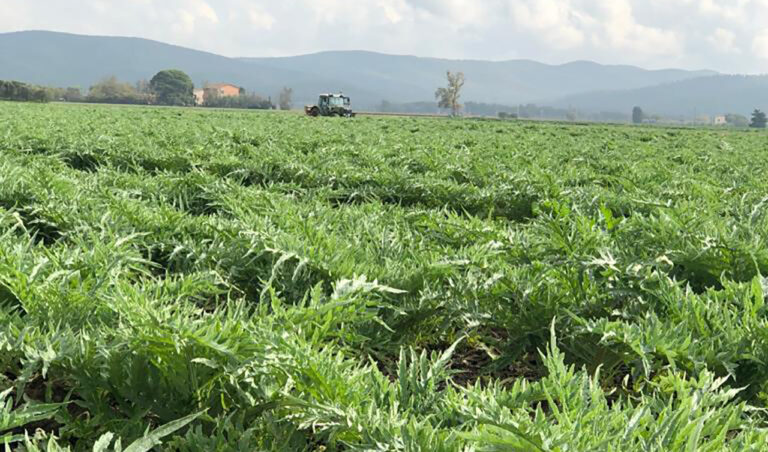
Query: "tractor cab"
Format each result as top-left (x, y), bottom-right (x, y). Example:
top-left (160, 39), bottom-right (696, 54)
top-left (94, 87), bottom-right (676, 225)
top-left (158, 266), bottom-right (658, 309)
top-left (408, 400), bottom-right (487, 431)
top-left (306, 93), bottom-right (355, 117)
top-left (323, 95), bottom-right (349, 108)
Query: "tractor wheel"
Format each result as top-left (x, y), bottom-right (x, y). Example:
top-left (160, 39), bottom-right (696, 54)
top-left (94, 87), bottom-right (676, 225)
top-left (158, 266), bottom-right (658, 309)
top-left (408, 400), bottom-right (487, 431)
top-left (309, 107), bottom-right (319, 117)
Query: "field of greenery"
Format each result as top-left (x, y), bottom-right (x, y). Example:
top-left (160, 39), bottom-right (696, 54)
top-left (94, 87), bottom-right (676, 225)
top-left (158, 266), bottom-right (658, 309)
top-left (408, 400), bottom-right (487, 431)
top-left (2, 102), bottom-right (768, 450)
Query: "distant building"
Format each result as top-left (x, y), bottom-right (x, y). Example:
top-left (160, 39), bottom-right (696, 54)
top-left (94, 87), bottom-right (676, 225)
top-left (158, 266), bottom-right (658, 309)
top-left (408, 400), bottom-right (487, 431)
top-left (193, 89), bottom-right (205, 106)
top-left (194, 83), bottom-right (243, 106)
top-left (205, 83), bottom-right (241, 97)
top-left (713, 115), bottom-right (727, 126)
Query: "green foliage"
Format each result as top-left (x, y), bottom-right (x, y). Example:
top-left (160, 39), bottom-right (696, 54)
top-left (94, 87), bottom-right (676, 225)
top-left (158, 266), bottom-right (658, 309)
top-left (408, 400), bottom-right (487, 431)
top-left (202, 91), bottom-right (272, 110)
top-left (749, 109), bottom-right (767, 128)
top-left (0, 80), bottom-right (49, 102)
top-left (435, 71), bottom-right (465, 116)
top-left (0, 387), bottom-right (62, 445)
top-left (1, 102), bottom-right (768, 449)
top-left (632, 106), bottom-right (644, 124)
top-left (87, 76), bottom-right (147, 105)
top-left (725, 113), bottom-right (749, 127)
top-left (150, 70), bottom-right (195, 106)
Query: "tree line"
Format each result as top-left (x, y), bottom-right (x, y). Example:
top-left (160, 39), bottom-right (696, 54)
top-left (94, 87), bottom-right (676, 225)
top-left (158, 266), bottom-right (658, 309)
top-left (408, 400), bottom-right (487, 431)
top-left (433, 71), bottom-right (618, 121)
top-left (632, 105), bottom-right (767, 128)
top-left (0, 80), bottom-right (82, 103)
top-left (9, 67), bottom-right (768, 125)
top-left (0, 69), bottom-right (295, 111)
top-left (0, 75), bottom-right (153, 104)
top-left (434, 72), bottom-right (768, 126)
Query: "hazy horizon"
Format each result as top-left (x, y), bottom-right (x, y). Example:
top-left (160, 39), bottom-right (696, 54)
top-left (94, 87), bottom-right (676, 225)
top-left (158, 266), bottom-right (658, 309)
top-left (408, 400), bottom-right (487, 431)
top-left (2, 29), bottom-right (726, 74)
top-left (3, 1), bottom-right (768, 74)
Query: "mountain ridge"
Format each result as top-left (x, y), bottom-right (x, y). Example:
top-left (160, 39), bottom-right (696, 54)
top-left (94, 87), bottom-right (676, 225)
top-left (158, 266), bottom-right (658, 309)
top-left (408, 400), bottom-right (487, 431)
top-left (550, 74), bottom-right (768, 117)
top-left (0, 30), bottom-right (717, 110)
top-left (5, 30), bottom-right (717, 72)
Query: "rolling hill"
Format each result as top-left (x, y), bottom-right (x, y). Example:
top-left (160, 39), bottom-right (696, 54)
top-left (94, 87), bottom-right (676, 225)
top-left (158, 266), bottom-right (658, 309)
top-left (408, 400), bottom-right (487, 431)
top-left (550, 75), bottom-right (768, 117)
top-left (242, 52), bottom-right (716, 108)
top-left (0, 30), bottom-right (716, 110)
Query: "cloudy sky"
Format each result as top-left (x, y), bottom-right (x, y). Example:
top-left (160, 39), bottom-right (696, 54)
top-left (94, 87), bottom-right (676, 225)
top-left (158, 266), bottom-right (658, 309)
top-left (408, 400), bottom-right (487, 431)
top-left (3, 0), bottom-right (768, 73)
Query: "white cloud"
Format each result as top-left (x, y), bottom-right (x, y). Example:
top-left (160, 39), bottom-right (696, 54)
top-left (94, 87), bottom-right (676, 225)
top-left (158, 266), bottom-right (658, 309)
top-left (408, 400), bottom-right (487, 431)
top-left (590, 0), bottom-right (682, 56)
top-left (248, 7), bottom-right (275, 30)
top-left (510, 0), bottom-right (586, 50)
top-left (379, 0), bottom-right (407, 24)
top-left (752, 30), bottom-right (768, 60)
top-left (170, 1), bottom-right (218, 35)
top-left (708, 28), bottom-right (741, 54)
top-left (194, 1), bottom-right (220, 24)
top-left (696, 0), bottom-right (749, 22)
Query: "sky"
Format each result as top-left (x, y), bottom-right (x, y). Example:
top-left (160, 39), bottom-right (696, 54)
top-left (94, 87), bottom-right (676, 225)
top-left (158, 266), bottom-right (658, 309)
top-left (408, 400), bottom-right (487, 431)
top-left (2, 0), bottom-right (768, 73)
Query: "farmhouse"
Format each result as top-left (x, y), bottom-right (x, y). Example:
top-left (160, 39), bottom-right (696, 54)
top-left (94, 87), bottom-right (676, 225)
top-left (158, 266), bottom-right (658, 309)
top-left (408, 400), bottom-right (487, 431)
top-left (713, 115), bottom-right (727, 126)
top-left (195, 83), bottom-right (243, 105)
top-left (206, 83), bottom-right (241, 97)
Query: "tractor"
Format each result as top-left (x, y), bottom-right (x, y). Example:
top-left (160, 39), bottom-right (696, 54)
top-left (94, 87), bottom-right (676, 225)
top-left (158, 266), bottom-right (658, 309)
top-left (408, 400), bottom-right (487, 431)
top-left (305, 93), bottom-right (355, 117)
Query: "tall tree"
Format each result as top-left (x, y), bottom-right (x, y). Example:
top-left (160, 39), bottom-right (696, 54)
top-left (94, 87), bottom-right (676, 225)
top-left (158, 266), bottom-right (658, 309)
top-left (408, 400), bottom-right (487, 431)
top-left (150, 70), bottom-right (195, 106)
top-left (632, 106), bottom-right (644, 124)
top-left (435, 71), bottom-right (465, 116)
top-left (750, 109), bottom-right (767, 128)
top-left (278, 87), bottom-right (293, 110)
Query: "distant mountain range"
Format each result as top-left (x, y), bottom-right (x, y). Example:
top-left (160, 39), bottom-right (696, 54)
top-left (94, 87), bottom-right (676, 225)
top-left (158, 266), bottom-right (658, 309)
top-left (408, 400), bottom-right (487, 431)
top-left (551, 75), bottom-right (768, 117)
top-left (0, 30), bottom-right (762, 116)
top-left (239, 52), bottom-right (715, 108)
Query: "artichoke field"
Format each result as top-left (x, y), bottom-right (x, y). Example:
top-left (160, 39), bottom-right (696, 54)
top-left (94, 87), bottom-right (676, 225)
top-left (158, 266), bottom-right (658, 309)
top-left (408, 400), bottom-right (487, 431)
top-left (1, 102), bottom-right (768, 450)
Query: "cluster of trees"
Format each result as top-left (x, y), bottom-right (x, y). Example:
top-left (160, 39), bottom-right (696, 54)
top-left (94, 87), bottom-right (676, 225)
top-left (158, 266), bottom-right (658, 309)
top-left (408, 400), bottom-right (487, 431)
top-left (0, 80), bottom-right (85, 103)
top-left (725, 113), bottom-right (749, 127)
top-left (0, 80), bottom-right (51, 102)
top-left (1, 69), bottom-right (281, 110)
top-left (201, 85), bottom-right (291, 110)
top-left (0, 73), bottom-right (172, 105)
top-left (433, 73), bottom-right (625, 122)
top-left (513, 104), bottom-right (629, 122)
top-left (379, 96), bottom-right (628, 122)
top-left (633, 105), bottom-right (767, 128)
top-left (202, 90), bottom-right (273, 109)
top-left (85, 76), bottom-right (151, 104)
top-left (1, 72), bottom-right (182, 105)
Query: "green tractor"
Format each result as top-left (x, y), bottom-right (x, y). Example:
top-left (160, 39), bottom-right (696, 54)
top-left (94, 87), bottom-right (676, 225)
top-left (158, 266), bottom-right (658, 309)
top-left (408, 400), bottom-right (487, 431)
top-left (305, 93), bottom-right (355, 117)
